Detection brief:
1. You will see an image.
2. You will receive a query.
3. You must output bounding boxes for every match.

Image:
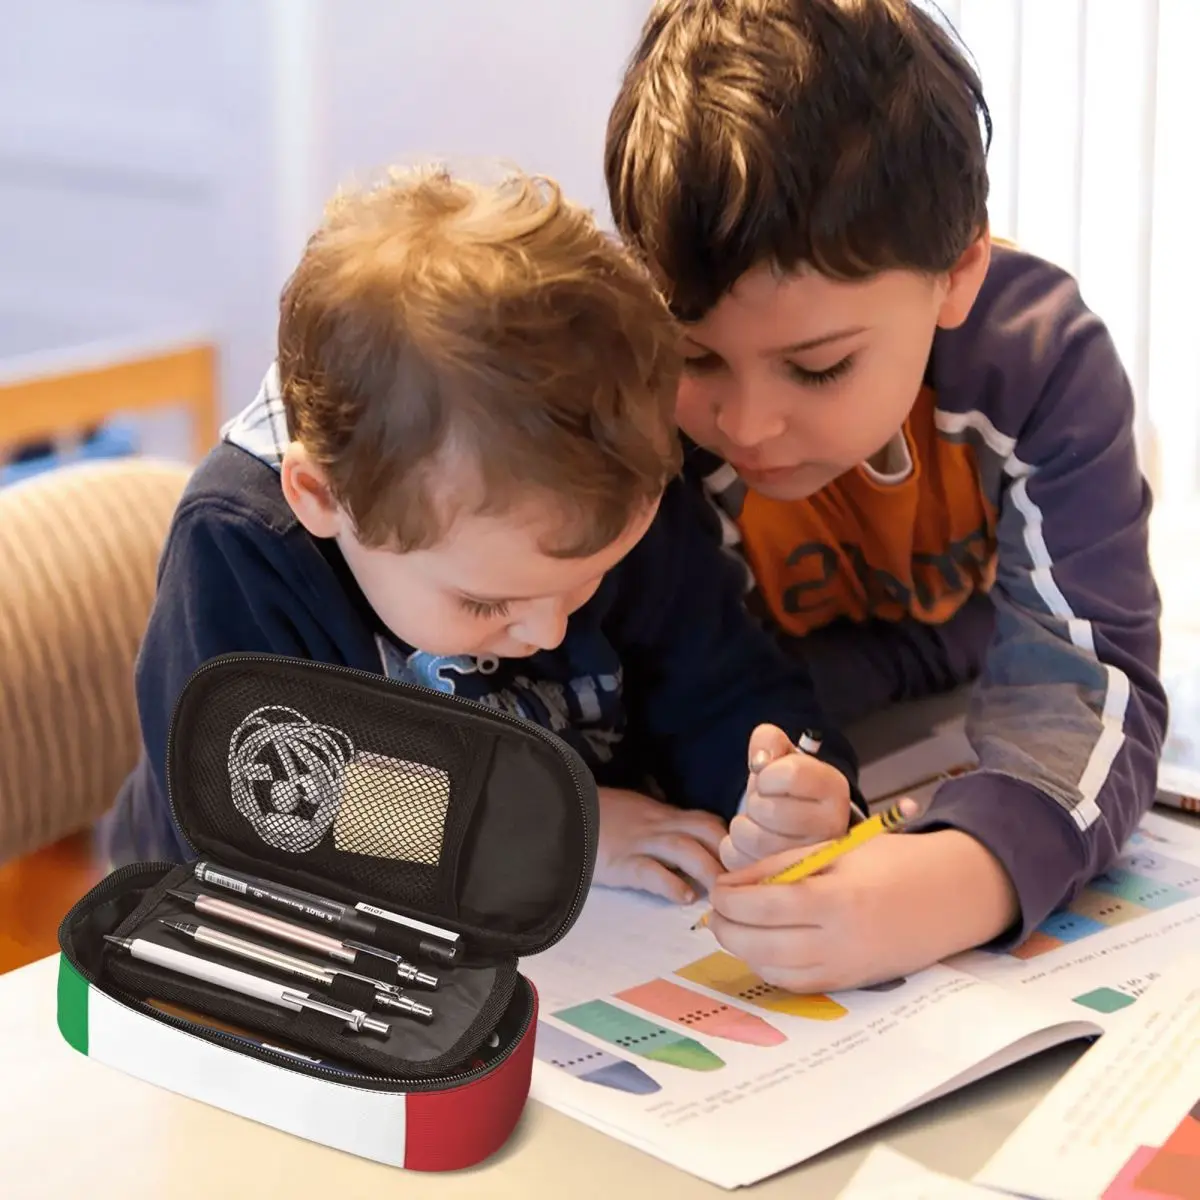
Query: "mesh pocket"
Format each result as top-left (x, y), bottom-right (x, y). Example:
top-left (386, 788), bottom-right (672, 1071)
top-left (173, 662), bottom-right (494, 914)
top-left (332, 752), bottom-right (451, 866)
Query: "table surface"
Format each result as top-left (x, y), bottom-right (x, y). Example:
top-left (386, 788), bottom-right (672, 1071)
top-left (0, 953), bottom-right (1081, 1200)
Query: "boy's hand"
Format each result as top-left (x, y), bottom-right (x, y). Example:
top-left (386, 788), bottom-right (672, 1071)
top-left (707, 827), bottom-right (1020, 992)
top-left (596, 787), bottom-right (726, 904)
top-left (719, 724), bottom-right (853, 872)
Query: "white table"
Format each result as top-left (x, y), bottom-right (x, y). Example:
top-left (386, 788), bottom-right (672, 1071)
top-left (0, 954), bottom-right (1079, 1199)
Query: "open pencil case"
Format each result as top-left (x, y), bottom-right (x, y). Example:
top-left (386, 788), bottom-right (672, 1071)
top-left (57, 652), bottom-right (598, 1171)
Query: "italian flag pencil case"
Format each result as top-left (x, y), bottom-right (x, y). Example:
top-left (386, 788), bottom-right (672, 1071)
top-left (56, 652), bottom-right (598, 1170)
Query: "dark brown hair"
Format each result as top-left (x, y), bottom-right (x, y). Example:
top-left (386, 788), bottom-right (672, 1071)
top-left (605, 0), bottom-right (992, 320)
top-left (277, 166), bottom-right (682, 555)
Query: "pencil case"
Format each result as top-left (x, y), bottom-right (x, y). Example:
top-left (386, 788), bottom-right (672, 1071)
top-left (56, 652), bottom-right (598, 1170)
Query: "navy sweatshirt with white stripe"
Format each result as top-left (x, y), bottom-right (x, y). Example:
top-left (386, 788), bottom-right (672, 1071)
top-left (684, 243), bottom-right (1169, 945)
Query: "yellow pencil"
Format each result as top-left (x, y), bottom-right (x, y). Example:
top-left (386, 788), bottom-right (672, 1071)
top-left (691, 801), bottom-right (913, 931)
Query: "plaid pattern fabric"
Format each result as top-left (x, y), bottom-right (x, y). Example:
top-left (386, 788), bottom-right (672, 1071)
top-left (221, 362), bottom-right (289, 468)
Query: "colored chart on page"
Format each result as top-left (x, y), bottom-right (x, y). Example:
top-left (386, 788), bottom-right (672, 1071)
top-left (675, 950), bottom-right (849, 1020)
top-left (553, 999), bottom-right (725, 1071)
top-left (533, 1020), bottom-right (662, 1095)
top-left (1002, 839), bottom-right (1200, 961)
top-left (948, 814), bottom-right (1200, 1026)
top-left (614, 977), bottom-right (786, 1046)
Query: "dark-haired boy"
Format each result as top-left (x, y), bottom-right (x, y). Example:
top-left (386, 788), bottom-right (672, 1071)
top-left (605, 0), bottom-right (1167, 989)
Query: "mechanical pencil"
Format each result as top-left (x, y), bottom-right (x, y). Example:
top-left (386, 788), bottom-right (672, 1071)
top-left (160, 920), bottom-right (435, 1023)
top-left (103, 934), bottom-right (391, 1035)
top-left (166, 888), bottom-right (439, 990)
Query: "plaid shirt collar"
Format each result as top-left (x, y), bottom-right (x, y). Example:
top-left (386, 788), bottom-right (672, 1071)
top-left (222, 362), bottom-right (289, 470)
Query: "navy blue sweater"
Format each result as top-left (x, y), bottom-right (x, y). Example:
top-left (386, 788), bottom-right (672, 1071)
top-left (102, 440), bottom-right (858, 865)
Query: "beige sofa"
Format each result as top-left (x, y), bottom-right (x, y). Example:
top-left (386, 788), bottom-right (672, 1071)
top-left (0, 460), bottom-right (190, 863)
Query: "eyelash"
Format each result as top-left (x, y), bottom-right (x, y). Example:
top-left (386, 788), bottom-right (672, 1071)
top-left (459, 598), bottom-right (510, 619)
top-left (787, 355), bottom-right (855, 387)
top-left (681, 353), bottom-right (855, 387)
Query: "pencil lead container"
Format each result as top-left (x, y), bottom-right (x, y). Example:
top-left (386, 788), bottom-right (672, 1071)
top-left (57, 653), bottom-right (598, 1170)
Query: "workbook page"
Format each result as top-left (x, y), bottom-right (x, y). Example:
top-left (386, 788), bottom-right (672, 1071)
top-left (524, 889), bottom-right (1094, 1189)
top-left (859, 724), bottom-right (1200, 1031)
top-left (948, 811), bottom-right (1200, 1028)
top-left (975, 960), bottom-right (1200, 1200)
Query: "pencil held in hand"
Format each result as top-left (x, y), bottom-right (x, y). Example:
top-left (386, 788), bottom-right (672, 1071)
top-left (692, 799), bottom-right (917, 932)
top-left (749, 728), bottom-right (822, 775)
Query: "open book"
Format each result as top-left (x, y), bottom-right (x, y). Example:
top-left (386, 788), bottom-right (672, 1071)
top-left (523, 729), bottom-right (1200, 1189)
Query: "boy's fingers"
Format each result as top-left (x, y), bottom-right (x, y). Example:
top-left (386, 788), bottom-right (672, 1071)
top-left (663, 809), bottom-right (727, 855)
top-left (718, 833), bottom-right (756, 873)
top-left (753, 753), bottom-right (844, 801)
top-left (756, 962), bottom-right (849, 995)
top-left (742, 786), bottom-right (849, 841)
top-left (710, 876), bottom-right (824, 928)
top-left (716, 840), bottom-right (830, 888)
top-left (644, 833), bottom-right (723, 893)
top-left (707, 914), bottom-right (823, 970)
top-left (746, 724), bottom-right (797, 774)
top-left (619, 856), bottom-right (697, 905)
top-left (726, 813), bottom-right (822, 865)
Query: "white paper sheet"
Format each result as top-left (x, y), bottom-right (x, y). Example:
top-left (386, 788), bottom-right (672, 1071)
top-left (975, 959), bottom-right (1200, 1200)
top-left (836, 1147), bottom-right (998, 1199)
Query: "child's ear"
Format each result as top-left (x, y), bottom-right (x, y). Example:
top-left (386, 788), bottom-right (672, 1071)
top-left (280, 442), bottom-right (343, 538)
top-left (935, 229), bottom-right (991, 330)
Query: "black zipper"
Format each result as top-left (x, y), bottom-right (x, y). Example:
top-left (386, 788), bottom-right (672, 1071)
top-left (164, 652), bottom-right (597, 953)
top-left (59, 865), bottom-right (533, 1092)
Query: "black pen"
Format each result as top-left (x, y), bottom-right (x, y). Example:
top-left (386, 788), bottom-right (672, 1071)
top-left (194, 860), bottom-right (461, 964)
top-left (194, 861), bottom-right (375, 936)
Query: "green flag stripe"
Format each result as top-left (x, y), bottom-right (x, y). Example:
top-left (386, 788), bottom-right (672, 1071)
top-left (57, 957), bottom-right (90, 1055)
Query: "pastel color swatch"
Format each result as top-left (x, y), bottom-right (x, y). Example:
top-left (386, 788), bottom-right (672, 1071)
top-left (1066, 890), bottom-right (1149, 928)
top-left (553, 999), bottom-right (725, 1072)
top-left (675, 951), bottom-right (848, 1020)
top-left (615, 978), bottom-right (785, 1047)
top-left (1074, 986), bottom-right (1139, 1015)
top-left (1003, 846), bottom-right (1200, 960)
top-left (534, 1020), bottom-right (660, 1095)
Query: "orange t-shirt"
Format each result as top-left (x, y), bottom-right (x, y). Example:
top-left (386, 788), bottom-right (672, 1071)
top-left (735, 387), bottom-right (998, 636)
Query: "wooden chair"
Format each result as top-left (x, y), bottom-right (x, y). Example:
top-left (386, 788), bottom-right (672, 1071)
top-left (0, 337), bottom-right (219, 464)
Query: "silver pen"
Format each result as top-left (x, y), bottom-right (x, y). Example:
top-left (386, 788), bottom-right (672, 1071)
top-left (103, 934), bottom-right (391, 1035)
top-left (160, 920), bottom-right (435, 1024)
top-left (165, 888), bottom-right (439, 990)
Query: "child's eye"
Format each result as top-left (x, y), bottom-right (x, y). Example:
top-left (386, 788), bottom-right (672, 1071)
top-left (459, 597), bottom-right (510, 619)
top-left (681, 352), bottom-right (724, 374)
top-left (787, 355), bottom-right (854, 387)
